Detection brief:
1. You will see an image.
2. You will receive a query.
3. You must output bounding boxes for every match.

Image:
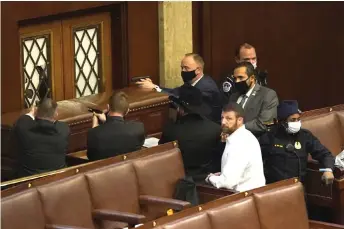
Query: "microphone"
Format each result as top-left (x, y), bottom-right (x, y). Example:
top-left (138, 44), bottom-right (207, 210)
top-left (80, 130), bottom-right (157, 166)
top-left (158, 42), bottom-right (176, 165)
top-left (285, 143), bottom-right (301, 181)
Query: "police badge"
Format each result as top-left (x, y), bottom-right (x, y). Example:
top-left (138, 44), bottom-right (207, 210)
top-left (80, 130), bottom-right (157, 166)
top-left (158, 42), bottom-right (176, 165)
top-left (295, 141), bottom-right (302, 150)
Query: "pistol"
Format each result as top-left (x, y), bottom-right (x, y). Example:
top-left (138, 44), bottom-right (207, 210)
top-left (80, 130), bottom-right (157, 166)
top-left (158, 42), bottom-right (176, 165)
top-left (131, 76), bottom-right (151, 83)
top-left (88, 107), bottom-right (103, 114)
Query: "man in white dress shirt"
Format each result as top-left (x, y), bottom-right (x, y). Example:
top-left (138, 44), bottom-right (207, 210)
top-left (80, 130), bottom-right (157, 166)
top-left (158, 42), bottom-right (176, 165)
top-left (206, 103), bottom-right (266, 192)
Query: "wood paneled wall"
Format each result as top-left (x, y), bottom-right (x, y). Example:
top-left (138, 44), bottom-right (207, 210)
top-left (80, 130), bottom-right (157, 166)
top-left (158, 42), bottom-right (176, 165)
top-left (1, 1), bottom-right (159, 113)
top-left (3, 2), bottom-right (343, 112)
top-left (193, 2), bottom-right (344, 110)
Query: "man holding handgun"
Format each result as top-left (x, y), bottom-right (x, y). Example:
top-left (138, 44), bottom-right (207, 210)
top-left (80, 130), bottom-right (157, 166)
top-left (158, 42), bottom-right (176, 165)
top-left (87, 91), bottom-right (145, 161)
top-left (135, 53), bottom-right (222, 124)
top-left (14, 99), bottom-right (69, 178)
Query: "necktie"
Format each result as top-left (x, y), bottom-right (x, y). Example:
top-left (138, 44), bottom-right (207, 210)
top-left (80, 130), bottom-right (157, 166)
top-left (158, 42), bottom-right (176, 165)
top-left (239, 95), bottom-right (248, 108)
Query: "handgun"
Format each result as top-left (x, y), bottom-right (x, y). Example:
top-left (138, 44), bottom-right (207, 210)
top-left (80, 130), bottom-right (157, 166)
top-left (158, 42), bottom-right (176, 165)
top-left (131, 76), bottom-right (151, 83)
top-left (88, 107), bottom-right (103, 114)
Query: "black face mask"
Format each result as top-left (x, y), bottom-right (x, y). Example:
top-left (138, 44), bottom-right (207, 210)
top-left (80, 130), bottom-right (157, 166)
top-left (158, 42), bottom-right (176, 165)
top-left (235, 78), bottom-right (251, 94)
top-left (181, 70), bottom-right (197, 83)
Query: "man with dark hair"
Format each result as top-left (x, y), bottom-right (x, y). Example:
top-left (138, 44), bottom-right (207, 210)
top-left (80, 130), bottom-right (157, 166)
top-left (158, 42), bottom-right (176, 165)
top-left (159, 84), bottom-right (221, 182)
top-left (205, 102), bottom-right (265, 191)
top-left (226, 62), bottom-right (278, 136)
top-left (259, 100), bottom-right (335, 184)
top-left (222, 43), bottom-right (268, 100)
top-left (14, 98), bottom-right (70, 177)
top-left (235, 43), bottom-right (258, 69)
top-left (87, 91), bottom-right (145, 161)
top-left (136, 53), bottom-right (222, 123)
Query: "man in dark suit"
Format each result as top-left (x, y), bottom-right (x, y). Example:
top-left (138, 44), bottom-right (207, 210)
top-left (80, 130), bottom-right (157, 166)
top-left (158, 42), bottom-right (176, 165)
top-left (226, 62), bottom-right (278, 136)
top-left (221, 43), bottom-right (269, 102)
top-left (87, 92), bottom-right (145, 161)
top-left (159, 84), bottom-right (222, 182)
top-left (14, 98), bottom-right (70, 178)
top-left (136, 53), bottom-right (222, 123)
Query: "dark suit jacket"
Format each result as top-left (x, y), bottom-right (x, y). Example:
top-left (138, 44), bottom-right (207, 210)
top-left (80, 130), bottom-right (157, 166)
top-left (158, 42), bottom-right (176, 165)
top-left (161, 75), bottom-right (222, 123)
top-left (87, 116), bottom-right (145, 161)
top-left (14, 115), bottom-right (70, 178)
top-left (159, 114), bottom-right (222, 182)
top-left (228, 84), bottom-right (279, 135)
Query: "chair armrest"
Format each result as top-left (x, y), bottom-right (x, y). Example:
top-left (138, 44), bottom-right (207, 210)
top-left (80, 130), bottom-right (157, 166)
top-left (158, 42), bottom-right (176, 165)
top-left (309, 220), bottom-right (344, 229)
top-left (196, 184), bottom-right (237, 195)
top-left (307, 160), bottom-right (344, 179)
top-left (46, 224), bottom-right (91, 229)
top-left (92, 209), bottom-right (146, 225)
top-left (334, 165), bottom-right (344, 179)
top-left (139, 195), bottom-right (191, 211)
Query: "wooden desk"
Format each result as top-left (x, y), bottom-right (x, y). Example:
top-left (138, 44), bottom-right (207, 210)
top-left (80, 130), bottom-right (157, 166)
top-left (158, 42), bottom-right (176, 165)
top-left (1, 87), bottom-right (170, 181)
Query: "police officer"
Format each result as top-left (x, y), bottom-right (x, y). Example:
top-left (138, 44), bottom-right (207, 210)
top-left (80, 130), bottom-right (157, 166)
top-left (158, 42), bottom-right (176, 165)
top-left (259, 100), bottom-right (335, 184)
top-left (221, 43), bottom-right (268, 103)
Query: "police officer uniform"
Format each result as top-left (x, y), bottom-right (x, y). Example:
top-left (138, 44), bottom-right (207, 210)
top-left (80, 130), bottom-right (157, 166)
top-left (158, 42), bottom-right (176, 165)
top-left (259, 101), bottom-right (335, 184)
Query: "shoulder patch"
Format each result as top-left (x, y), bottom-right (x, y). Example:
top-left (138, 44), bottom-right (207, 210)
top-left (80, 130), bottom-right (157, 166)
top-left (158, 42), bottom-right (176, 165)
top-left (222, 81), bottom-right (232, 93)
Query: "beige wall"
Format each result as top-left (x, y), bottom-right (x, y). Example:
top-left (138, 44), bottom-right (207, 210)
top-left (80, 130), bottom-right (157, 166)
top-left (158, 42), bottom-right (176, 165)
top-left (158, 1), bottom-right (193, 88)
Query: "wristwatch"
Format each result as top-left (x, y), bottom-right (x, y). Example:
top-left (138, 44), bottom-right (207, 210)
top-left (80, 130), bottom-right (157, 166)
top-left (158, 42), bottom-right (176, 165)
top-left (319, 168), bottom-right (333, 172)
top-left (154, 85), bottom-right (162, 92)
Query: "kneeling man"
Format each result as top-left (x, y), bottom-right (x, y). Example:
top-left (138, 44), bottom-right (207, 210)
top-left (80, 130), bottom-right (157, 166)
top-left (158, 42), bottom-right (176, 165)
top-left (206, 103), bottom-right (265, 191)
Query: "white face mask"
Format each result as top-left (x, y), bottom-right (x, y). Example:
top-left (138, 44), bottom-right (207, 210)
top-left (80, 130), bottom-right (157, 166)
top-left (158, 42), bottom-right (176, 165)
top-left (286, 121), bottom-right (301, 134)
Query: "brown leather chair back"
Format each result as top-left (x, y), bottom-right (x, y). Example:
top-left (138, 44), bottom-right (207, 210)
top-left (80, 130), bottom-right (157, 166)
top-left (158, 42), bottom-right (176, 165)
top-left (135, 179), bottom-right (299, 229)
top-left (336, 111), bottom-right (344, 149)
top-left (85, 162), bottom-right (140, 214)
top-left (253, 182), bottom-right (308, 229)
top-left (1, 189), bottom-right (46, 229)
top-left (207, 197), bottom-right (261, 229)
top-left (1, 142), bottom-right (177, 195)
top-left (133, 148), bottom-right (185, 198)
top-left (163, 212), bottom-right (211, 229)
top-left (302, 112), bottom-right (342, 156)
top-left (37, 175), bottom-right (96, 228)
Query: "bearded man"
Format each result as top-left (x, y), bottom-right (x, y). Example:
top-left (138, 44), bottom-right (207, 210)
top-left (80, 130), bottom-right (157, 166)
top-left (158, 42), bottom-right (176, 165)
top-left (205, 103), bottom-right (266, 191)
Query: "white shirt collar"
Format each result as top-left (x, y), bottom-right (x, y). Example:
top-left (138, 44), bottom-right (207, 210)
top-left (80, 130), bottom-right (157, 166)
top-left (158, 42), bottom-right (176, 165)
top-left (245, 83), bottom-right (256, 98)
top-left (226, 125), bottom-right (245, 142)
top-left (191, 74), bottom-right (204, 86)
top-left (26, 113), bottom-right (35, 120)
